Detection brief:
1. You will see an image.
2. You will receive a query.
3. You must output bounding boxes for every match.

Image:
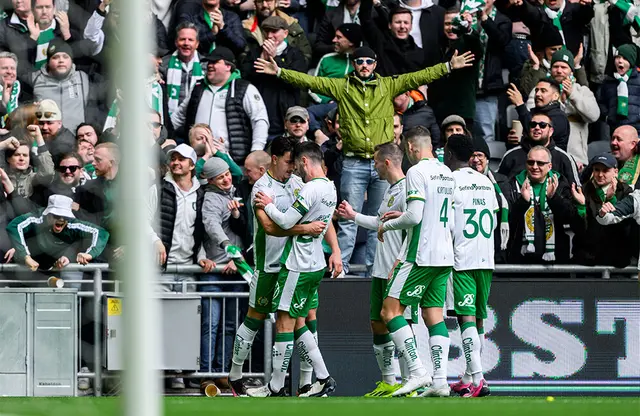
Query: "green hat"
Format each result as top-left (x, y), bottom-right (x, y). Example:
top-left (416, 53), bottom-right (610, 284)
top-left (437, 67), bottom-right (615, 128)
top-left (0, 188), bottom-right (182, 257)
top-left (617, 44), bottom-right (638, 67)
top-left (550, 49), bottom-right (575, 72)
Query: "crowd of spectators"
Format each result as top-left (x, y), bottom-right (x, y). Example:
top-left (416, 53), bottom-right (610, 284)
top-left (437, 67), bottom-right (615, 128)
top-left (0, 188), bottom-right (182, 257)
top-left (0, 0), bottom-right (639, 393)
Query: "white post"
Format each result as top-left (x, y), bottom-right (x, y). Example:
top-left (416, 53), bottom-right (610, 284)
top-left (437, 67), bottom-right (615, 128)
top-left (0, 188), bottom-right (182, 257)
top-left (119, 0), bottom-right (161, 414)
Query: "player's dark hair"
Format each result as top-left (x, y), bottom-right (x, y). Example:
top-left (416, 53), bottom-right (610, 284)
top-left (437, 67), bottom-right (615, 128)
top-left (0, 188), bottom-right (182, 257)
top-left (446, 134), bottom-right (475, 162)
top-left (404, 125), bottom-right (432, 147)
top-left (293, 141), bottom-right (324, 164)
top-left (270, 135), bottom-right (298, 157)
top-left (389, 7), bottom-right (413, 22)
top-left (375, 142), bottom-right (403, 165)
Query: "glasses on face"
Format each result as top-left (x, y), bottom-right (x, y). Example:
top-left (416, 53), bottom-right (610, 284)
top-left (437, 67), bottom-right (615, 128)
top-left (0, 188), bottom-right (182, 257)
top-left (530, 121), bottom-right (550, 129)
top-left (526, 159), bottom-right (550, 167)
top-left (355, 58), bottom-right (376, 66)
top-left (471, 153), bottom-right (486, 160)
top-left (288, 117), bottom-right (306, 124)
top-left (36, 111), bottom-right (55, 119)
top-left (57, 165), bottom-right (81, 173)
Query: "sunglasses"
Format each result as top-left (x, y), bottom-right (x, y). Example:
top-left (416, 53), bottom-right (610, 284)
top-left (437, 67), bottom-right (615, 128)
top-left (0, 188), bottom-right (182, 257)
top-left (288, 117), bottom-right (306, 124)
top-left (526, 159), bottom-right (550, 167)
top-left (355, 58), bottom-right (376, 66)
top-left (530, 121), bottom-right (550, 129)
top-left (36, 111), bottom-right (56, 119)
top-left (57, 165), bottom-right (81, 173)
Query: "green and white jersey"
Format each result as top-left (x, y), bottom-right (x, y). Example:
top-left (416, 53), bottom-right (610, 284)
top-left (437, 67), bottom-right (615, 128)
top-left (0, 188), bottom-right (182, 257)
top-left (282, 177), bottom-right (337, 272)
top-left (452, 167), bottom-right (499, 271)
top-left (401, 158), bottom-right (455, 267)
top-left (252, 172), bottom-right (304, 273)
top-left (372, 178), bottom-right (406, 279)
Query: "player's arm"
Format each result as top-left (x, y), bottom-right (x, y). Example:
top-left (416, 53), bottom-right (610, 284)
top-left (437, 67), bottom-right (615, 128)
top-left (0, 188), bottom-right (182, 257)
top-left (255, 208), bottom-right (325, 237)
top-left (354, 213), bottom-right (379, 231)
top-left (323, 221), bottom-right (343, 278)
top-left (263, 201), bottom-right (304, 230)
top-left (382, 199), bottom-right (424, 231)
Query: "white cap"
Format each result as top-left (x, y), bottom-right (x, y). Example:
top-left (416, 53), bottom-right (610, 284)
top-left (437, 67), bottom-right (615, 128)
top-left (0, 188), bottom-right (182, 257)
top-left (166, 144), bottom-right (197, 165)
top-left (42, 195), bottom-right (75, 219)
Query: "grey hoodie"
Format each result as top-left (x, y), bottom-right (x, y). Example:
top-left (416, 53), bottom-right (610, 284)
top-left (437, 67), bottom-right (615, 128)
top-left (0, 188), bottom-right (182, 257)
top-left (202, 184), bottom-right (244, 265)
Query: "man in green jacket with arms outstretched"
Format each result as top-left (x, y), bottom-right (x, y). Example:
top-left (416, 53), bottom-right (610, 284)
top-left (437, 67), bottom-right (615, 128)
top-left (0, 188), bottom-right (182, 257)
top-left (254, 46), bottom-right (475, 276)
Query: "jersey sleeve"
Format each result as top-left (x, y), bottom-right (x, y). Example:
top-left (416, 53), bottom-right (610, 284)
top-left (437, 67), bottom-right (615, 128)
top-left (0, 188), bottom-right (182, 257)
top-left (264, 182), bottom-right (314, 230)
top-left (291, 182), bottom-right (314, 217)
top-left (251, 180), bottom-right (271, 209)
top-left (405, 168), bottom-right (426, 202)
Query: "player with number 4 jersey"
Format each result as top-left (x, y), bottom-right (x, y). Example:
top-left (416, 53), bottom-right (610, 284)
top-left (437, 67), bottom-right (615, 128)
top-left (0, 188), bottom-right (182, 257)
top-left (446, 134), bottom-right (498, 398)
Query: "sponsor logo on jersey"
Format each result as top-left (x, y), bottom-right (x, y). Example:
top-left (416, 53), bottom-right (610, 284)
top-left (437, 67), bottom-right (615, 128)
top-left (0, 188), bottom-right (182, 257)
top-left (459, 184), bottom-right (493, 191)
top-left (430, 174), bottom-right (455, 182)
top-left (407, 189), bottom-right (419, 196)
top-left (293, 298), bottom-right (307, 310)
top-left (321, 198), bottom-right (336, 207)
top-left (407, 285), bottom-right (426, 298)
top-left (458, 293), bottom-right (475, 307)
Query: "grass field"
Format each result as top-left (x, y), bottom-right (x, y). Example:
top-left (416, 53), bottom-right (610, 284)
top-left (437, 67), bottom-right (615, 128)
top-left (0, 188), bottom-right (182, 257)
top-left (0, 397), bottom-right (637, 416)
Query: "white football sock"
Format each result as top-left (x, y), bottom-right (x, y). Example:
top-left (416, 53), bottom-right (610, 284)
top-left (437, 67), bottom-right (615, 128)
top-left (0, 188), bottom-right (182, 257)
top-left (461, 325), bottom-right (483, 386)
top-left (373, 340), bottom-right (396, 384)
top-left (269, 333), bottom-right (293, 392)
top-left (296, 330), bottom-right (330, 380)
top-left (228, 323), bottom-right (257, 381)
top-left (429, 335), bottom-right (450, 388)
top-left (388, 317), bottom-right (426, 378)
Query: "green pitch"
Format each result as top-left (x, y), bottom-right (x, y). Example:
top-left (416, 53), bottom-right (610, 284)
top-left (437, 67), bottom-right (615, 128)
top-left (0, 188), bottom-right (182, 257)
top-left (0, 397), bottom-right (637, 415)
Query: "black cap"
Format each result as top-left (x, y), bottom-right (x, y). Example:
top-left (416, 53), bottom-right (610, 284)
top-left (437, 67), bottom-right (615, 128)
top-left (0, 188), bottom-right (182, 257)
top-left (537, 24), bottom-right (563, 50)
top-left (204, 47), bottom-right (235, 66)
top-left (336, 23), bottom-right (362, 47)
top-left (352, 47), bottom-right (377, 60)
top-left (472, 136), bottom-right (490, 159)
top-left (47, 38), bottom-right (74, 61)
top-left (589, 153), bottom-right (617, 169)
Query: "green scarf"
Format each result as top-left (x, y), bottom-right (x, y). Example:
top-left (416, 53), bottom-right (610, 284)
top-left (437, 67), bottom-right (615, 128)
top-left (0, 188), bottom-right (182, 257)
top-left (206, 69), bottom-right (241, 93)
top-left (607, 0), bottom-right (640, 27)
top-left (1, 80), bottom-right (20, 128)
top-left (35, 27), bottom-right (55, 69)
top-left (613, 69), bottom-right (632, 116)
top-left (84, 162), bottom-right (96, 179)
top-left (516, 170), bottom-right (558, 261)
top-left (618, 153), bottom-right (640, 186)
top-left (477, 7), bottom-right (497, 89)
top-left (225, 245), bottom-right (255, 284)
top-left (595, 184), bottom-right (618, 205)
top-left (149, 79), bottom-right (163, 123)
top-left (203, 10), bottom-right (217, 53)
top-left (166, 52), bottom-right (204, 116)
top-left (103, 98), bottom-right (119, 131)
top-left (543, 4), bottom-right (565, 46)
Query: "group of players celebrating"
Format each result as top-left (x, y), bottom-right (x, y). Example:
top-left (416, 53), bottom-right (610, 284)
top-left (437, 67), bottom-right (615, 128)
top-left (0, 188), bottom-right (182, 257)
top-left (226, 129), bottom-right (495, 398)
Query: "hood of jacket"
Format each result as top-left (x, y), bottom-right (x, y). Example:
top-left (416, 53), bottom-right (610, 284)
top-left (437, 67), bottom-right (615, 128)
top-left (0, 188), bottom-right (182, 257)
top-left (164, 172), bottom-right (201, 196)
top-left (399, 0), bottom-right (433, 10)
top-left (204, 182), bottom-right (236, 198)
top-left (521, 137), bottom-right (557, 152)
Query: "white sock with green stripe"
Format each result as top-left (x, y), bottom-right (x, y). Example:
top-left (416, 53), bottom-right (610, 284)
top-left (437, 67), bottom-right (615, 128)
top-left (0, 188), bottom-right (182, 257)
top-left (295, 325), bottom-right (330, 381)
top-left (269, 332), bottom-right (294, 392)
top-left (387, 316), bottom-right (426, 377)
top-left (229, 316), bottom-right (261, 382)
top-left (428, 321), bottom-right (450, 388)
top-left (373, 333), bottom-right (396, 384)
top-left (460, 321), bottom-right (483, 386)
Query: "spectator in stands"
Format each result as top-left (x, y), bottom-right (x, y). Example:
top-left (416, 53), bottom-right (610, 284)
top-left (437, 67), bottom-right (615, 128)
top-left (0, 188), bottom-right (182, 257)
top-left (172, 47), bottom-right (269, 165)
top-left (1, 128), bottom-right (53, 198)
top-left (75, 123), bottom-right (99, 146)
top-left (470, 136), bottom-right (509, 262)
top-left (393, 113), bottom-right (403, 145)
top-left (473, 0), bottom-right (512, 143)
top-left (243, 16), bottom-right (307, 138)
top-left (359, 1), bottom-right (423, 76)
top-left (254, 46), bottom-right (474, 272)
top-left (200, 157), bottom-right (247, 386)
top-left (75, 142), bottom-right (120, 261)
top-left (36, 99), bottom-right (76, 164)
top-left (283, 106), bottom-right (309, 141)
top-left (314, 0), bottom-right (363, 61)
top-left (502, 145), bottom-right (579, 264)
top-left (428, 9), bottom-right (482, 128)
top-left (398, 0), bottom-right (447, 67)
top-left (188, 123), bottom-right (243, 184)
top-left (0, 167), bottom-right (20, 265)
top-left (243, 150), bottom-right (271, 185)
top-left (31, 152), bottom-right (89, 208)
top-left (571, 153), bottom-right (636, 267)
top-left (499, 111), bottom-right (580, 185)
top-left (610, 125), bottom-right (640, 189)
top-left (310, 23), bottom-right (359, 104)
top-left (76, 138), bottom-right (95, 179)
top-left (6, 194), bottom-right (109, 272)
top-left (508, 77), bottom-right (570, 151)
top-left (242, 0), bottom-right (312, 63)
top-left (32, 39), bottom-right (107, 132)
top-left (518, 26), bottom-right (588, 97)
top-left (0, 0), bottom-right (34, 80)
top-left (175, 0), bottom-right (247, 56)
top-left (160, 22), bottom-right (206, 118)
top-left (0, 52), bottom-right (30, 122)
top-left (393, 90), bottom-right (440, 147)
top-left (525, 49), bottom-right (599, 169)
top-left (600, 44), bottom-right (640, 136)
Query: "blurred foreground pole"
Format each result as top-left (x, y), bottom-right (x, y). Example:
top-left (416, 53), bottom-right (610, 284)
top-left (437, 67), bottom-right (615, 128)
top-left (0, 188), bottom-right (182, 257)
top-left (118, 0), bottom-right (162, 414)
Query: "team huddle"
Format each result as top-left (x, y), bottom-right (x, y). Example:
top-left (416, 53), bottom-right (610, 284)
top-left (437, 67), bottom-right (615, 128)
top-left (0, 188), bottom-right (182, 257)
top-left (226, 129), bottom-right (497, 398)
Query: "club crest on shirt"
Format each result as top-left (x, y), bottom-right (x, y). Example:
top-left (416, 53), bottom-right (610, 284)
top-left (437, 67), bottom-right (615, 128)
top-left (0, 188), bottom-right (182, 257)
top-left (387, 195), bottom-right (395, 208)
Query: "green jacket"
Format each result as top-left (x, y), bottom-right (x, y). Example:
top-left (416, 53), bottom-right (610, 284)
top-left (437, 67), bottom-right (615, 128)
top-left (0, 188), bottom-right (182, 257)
top-left (7, 212), bottom-right (110, 268)
top-left (279, 63), bottom-right (450, 158)
top-left (310, 53), bottom-right (353, 104)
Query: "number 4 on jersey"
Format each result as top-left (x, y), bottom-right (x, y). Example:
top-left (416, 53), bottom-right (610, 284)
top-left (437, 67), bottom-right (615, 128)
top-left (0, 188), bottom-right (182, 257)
top-left (439, 198), bottom-right (449, 228)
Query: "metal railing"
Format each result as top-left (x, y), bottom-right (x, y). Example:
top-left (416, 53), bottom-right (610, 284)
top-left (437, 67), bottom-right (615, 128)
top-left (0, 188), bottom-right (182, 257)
top-left (0, 262), bottom-right (636, 396)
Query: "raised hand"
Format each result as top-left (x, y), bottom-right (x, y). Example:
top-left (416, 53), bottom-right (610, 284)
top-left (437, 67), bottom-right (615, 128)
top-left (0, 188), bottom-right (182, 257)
top-left (521, 178), bottom-right (531, 202)
top-left (599, 201), bottom-right (616, 217)
top-left (336, 201), bottom-right (356, 221)
top-left (506, 83), bottom-right (524, 106)
top-left (450, 50), bottom-right (475, 70)
top-left (55, 11), bottom-right (71, 40)
top-left (574, 43), bottom-right (584, 67)
top-left (527, 43), bottom-right (540, 70)
top-left (254, 57), bottom-right (279, 75)
top-left (571, 183), bottom-right (585, 205)
top-left (546, 175), bottom-right (559, 197)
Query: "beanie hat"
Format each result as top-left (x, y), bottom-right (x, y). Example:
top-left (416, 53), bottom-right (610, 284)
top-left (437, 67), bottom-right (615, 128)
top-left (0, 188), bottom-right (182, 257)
top-left (202, 157), bottom-right (230, 179)
top-left (47, 38), bottom-right (74, 61)
top-left (550, 49), bottom-right (575, 72)
top-left (352, 47), bottom-right (377, 60)
top-left (617, 44), bottom-right (638, 68)
top-left (537, 24), bottom-right (563, 50)
top-left (472, 136), bottom-right (490, 159)
top-left (336, 23), bottom-right (363, 47)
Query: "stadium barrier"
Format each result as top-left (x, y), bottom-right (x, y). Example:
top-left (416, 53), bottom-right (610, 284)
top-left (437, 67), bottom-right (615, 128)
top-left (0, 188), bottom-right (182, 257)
top-left (0, 263), bottom-right (637, 397)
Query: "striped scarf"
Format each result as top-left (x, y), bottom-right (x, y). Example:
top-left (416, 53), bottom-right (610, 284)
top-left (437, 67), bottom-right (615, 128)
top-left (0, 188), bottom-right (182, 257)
top-left (544, 2), bottom-right (566, 47)
top-left (607, 0), bottom-right (640, 27)
top-left (148, 77), bottom-right (163, 123)
top-left (103, 98), bottom-right (119, 131)
top-left (166, 52), bottom-right (204, 116)
top-left (225, 244), bottom-right (254, 283)
top-left (1, 80), bottom-right (20, 127)
top-left (203, 10), bottom-right (217, 52)
top-left (613, 69), bottom-right (632, 116)
top-left (35, 22), bottom-right (56, 69)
